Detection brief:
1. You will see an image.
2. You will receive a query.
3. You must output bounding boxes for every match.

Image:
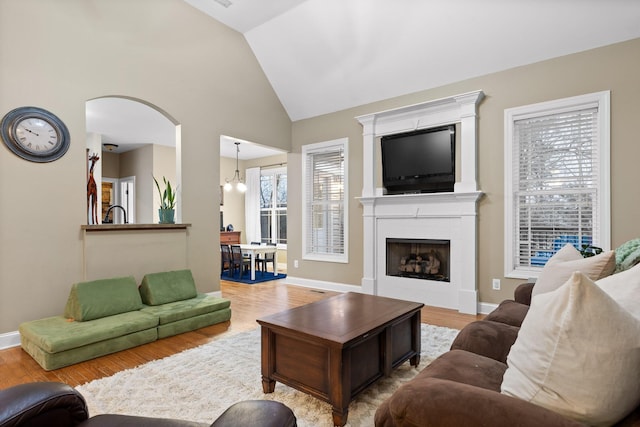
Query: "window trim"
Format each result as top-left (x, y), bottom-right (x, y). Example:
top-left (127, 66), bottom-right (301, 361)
top-left (504, 91), bottom-right (611, 279)
top-left (302, 137), bottom-right (349, 263)
top-left (260, 166), bottom-right (287, 249)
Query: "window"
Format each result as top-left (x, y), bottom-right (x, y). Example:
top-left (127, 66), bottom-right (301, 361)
top-left (260, 167), bottom-right (287, 245)
top-left (302, 138), bottom-right (348, 263)
top-left (504, 91), bottom-right (610, 278)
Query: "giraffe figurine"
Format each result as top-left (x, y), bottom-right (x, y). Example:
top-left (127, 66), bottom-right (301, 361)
top-left (87, 153), bottom-right (100, 225)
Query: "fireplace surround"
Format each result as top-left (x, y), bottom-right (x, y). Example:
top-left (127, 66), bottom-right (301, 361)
top-left (357, 91), bottom-right (484, 314)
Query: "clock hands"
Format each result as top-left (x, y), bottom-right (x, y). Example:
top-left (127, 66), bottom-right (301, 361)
top-left (21, 126), bottom-right (40, 137)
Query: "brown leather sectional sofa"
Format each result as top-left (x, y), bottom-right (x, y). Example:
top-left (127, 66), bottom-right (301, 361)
top-left (375, 283), bottom-right (640, 427)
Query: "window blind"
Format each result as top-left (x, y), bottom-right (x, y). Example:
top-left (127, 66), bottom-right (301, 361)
top-left (513, 107), bottom-right (600, 267)
top-left (305, 146), bottom-right (345, 257)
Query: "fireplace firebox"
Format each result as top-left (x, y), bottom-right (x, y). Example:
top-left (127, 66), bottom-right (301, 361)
top-left (386, 238), bottom-right (450, 282)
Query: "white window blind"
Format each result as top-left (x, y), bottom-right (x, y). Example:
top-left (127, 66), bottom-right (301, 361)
top-left (302, 138), bottom-right (348, 263)
top-left (504, 92), bottom-right (610, 278)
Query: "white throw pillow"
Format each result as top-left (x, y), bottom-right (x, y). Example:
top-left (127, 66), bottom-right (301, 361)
top-left (532, 244), bottom-right (615, 297)
top-left (597, 262), bottom-right (640, 320)
top-left (502, 272), bottom-right (640, 426)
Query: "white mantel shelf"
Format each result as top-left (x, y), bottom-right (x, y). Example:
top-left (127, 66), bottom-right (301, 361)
top-left (357, 91), bottom-right (485, 314)
top-left (358, 191), bottom-right (484, 213)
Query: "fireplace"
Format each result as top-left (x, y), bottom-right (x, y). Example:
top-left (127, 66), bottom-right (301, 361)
top-left (386, 238), bottom-right (450, 282)
top-left (357, 91), bottom-right (484, 314)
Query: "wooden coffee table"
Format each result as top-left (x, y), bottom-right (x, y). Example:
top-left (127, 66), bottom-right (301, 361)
top-left (257, 292), bottom-right (424, 426)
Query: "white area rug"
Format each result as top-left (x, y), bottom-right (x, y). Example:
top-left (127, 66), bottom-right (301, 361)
top-left (76, 324), bottom-right (458, 426)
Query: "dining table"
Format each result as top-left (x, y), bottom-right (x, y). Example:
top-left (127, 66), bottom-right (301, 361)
top-left (238, 243), bottom-right (278, 281)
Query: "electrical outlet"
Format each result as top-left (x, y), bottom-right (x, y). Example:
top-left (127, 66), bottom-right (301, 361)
top-left (492, 278), bottom-right (501, 290)
top-left (294, 259), bottom-right (299, 268)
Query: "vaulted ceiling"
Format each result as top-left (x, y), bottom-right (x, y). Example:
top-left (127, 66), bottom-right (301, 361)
top-left (88, 1), bottom-right (640, 157)
top-left (185, 0), bottom-right (640, 121)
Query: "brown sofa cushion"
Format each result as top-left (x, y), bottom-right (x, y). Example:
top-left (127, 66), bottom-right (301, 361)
top-left (514, 282), bottom-right (534, 305)
top-left (375, 349), bottom-right (584, 427)
top-left (483, 299), bottom-right (529, 327)
top-left (413, 349), bottom-right (505, 390)
top-left (450, 320), bottom-right (520, 363)
top-left (375, 377), bottom-right (586, 427)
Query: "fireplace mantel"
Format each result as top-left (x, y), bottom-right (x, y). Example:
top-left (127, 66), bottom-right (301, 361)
top-left (358, 191), bottom-right (483, 213)
top-left (356, 90), bottom-right (484, 197)
top-left (356, 91), bottom-right (484, 314)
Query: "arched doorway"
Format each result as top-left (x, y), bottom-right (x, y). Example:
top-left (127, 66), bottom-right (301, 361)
top-left (85, 96), bottom-right (181, 224)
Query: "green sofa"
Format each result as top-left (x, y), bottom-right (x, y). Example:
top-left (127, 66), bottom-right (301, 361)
top-left (19, 270), bottom-right (231, 371)
top-left (138, 270), bottom-right (232, 339)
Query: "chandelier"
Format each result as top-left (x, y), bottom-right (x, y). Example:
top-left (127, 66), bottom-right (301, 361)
top-left (224, 141), bottom-right (246, 192)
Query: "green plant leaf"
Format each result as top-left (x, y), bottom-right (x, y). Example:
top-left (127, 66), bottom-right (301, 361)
top-left (153, 175), bottom-right (177, 209)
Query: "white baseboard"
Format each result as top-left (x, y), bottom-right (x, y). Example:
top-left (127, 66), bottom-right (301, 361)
top-left (478, 301), bottom-right (498, 315)
top-left (0, 331), bottom-right (20, 350)
top-left (284, 276), bottom-right (363, 294)
top-left (286, 276), bottom-right (499, 315)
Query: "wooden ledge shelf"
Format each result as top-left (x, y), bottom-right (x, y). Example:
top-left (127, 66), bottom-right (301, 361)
top-left (81, 224), bottom-right (191, 232)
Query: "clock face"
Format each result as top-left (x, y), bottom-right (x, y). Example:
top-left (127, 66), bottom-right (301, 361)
top-left (15, 117), bottom-right (60, 155)
top-left (1, 106), bottom-right (70, 162)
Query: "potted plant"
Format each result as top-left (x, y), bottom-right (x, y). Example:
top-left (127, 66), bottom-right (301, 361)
top-left (154, 176), bottom-right (177, 224)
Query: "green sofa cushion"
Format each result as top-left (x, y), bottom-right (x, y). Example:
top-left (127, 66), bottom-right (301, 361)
top-left (156, 308), bottom-right (231, 339)
top-left (20, 327), bottom-right (158, 371)
top-left (139, 269), bottom-right (198, 306)
top-left (19, 311), bottom-right (158, 353)
top-left (64, 276), bottom-right (143, 321)
top-left (140, 294), bottom-right (231, 325)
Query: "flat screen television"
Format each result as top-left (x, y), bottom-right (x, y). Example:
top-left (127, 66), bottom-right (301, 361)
top-left (381, 125), bottom-right (455, 194)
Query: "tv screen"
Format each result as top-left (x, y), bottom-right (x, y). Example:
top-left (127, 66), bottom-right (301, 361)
top-left (381, 125), bottom-right (455, 194)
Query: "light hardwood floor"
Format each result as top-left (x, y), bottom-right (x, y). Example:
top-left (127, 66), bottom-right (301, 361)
top-left (0, 280), bottom-right (483, 390)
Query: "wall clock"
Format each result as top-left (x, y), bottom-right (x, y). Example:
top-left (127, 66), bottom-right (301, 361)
top-left (1, 106), bottom-right (70, 162)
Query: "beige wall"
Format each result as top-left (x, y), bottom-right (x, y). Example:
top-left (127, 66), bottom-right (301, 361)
top-left (0, 0), bottom-right (291, 333)
top-left (152, 145), bottom-right (177, 223)
top-left (220, 156), bottom-right (247, 239)
top-left (83, 230), bottom-right (188, 283)
top-left (102, 151), bottom-right (120, 178)
top-left (290, 37), bottom-right (640, 304)
top-left (121, 145), bottom-right (153, 223)
top-left (245, 153), bottom-right (288, 170)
